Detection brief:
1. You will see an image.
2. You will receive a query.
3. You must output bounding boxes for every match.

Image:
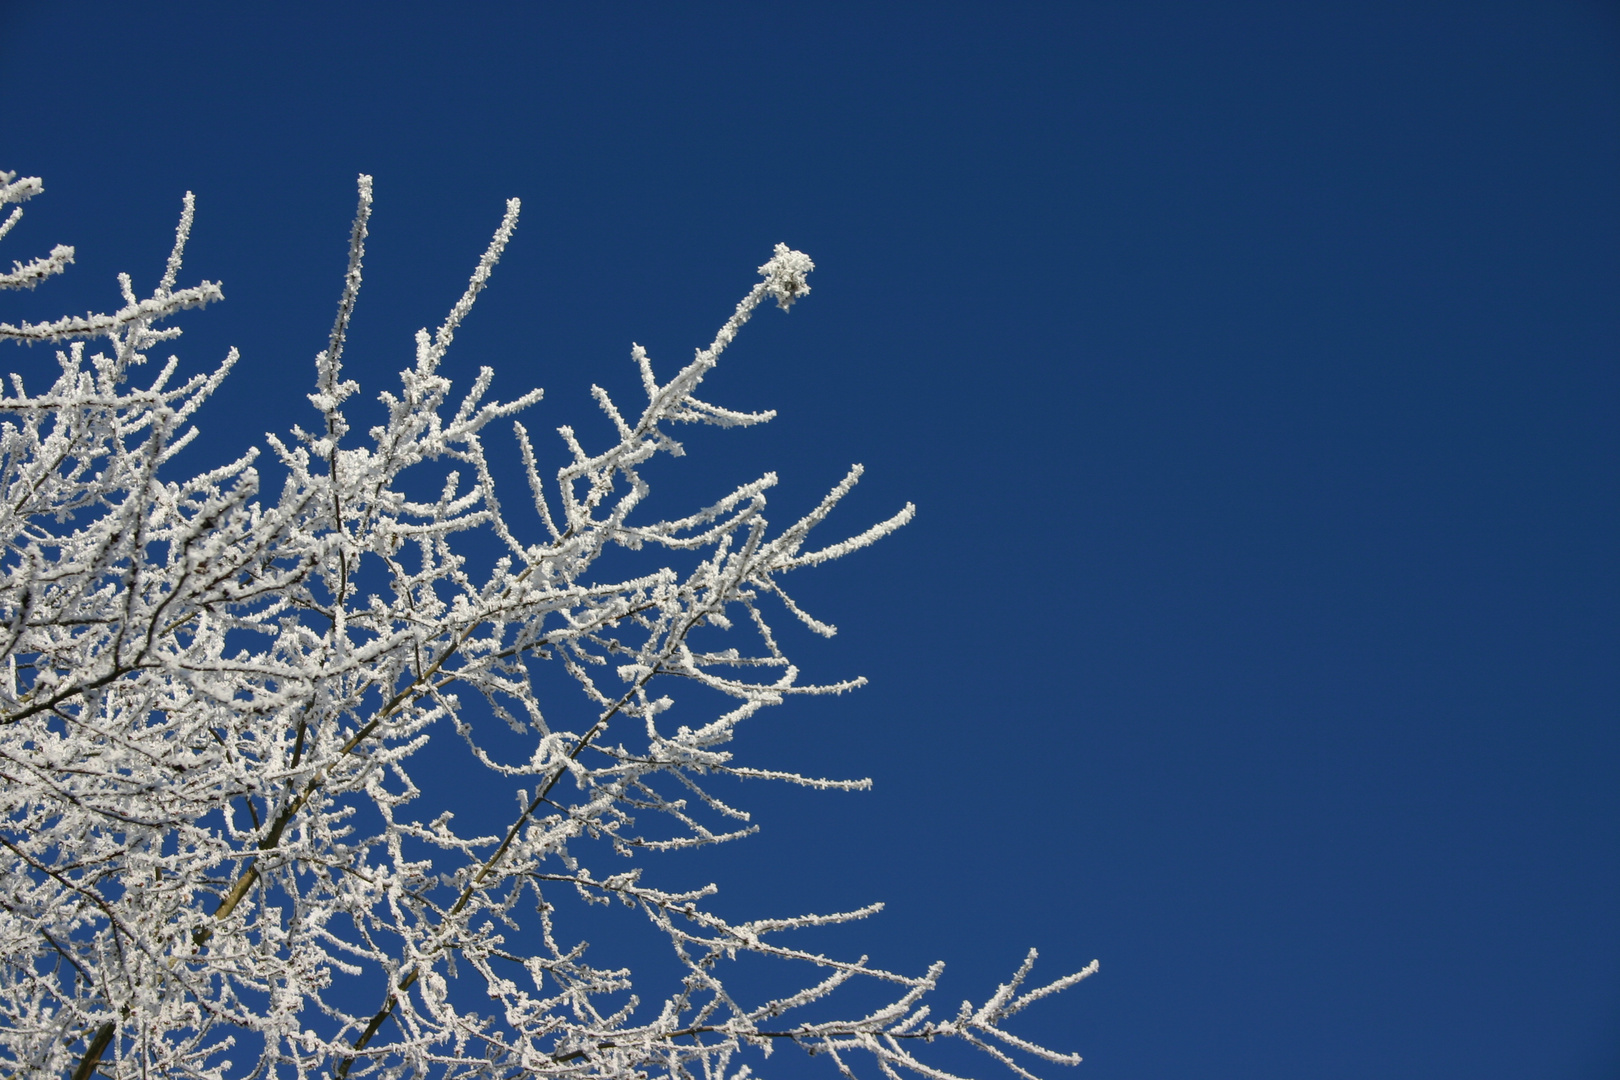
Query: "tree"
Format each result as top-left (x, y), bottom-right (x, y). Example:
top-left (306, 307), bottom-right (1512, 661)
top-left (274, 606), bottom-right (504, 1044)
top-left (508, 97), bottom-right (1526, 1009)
top-left (0, 169), bottom-right (1095, 1080)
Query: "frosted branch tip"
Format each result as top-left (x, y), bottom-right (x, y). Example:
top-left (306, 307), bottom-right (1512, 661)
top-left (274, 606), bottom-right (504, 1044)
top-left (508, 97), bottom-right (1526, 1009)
top-left (759, 243), bottom-right (814, 309)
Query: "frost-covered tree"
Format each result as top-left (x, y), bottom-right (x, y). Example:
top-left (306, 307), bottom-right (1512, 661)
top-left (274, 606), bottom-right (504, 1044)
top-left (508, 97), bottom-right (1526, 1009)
top-left (0, 170), bottom-right (1095, 1080)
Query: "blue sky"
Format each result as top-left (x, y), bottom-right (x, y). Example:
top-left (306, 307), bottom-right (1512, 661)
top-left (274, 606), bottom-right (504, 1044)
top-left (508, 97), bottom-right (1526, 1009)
top-left (3, 3), bottom-right (1617, 1077)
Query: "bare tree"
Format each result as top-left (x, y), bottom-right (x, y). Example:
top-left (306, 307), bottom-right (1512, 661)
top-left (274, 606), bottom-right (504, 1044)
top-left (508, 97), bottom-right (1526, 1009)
top-left (0, 170), bottom-right (1095, 1080)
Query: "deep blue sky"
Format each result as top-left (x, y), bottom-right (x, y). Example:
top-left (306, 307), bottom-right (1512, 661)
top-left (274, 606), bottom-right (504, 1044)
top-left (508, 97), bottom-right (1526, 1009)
top-left (3, 3), bottom-right (1617, 1077)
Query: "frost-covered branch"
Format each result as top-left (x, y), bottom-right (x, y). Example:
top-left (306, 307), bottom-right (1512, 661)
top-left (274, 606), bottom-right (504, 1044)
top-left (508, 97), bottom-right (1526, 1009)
top-left (0, 170), bottom-right (1093, 1080)
top-left (0, 172), bottom-right (73, 293)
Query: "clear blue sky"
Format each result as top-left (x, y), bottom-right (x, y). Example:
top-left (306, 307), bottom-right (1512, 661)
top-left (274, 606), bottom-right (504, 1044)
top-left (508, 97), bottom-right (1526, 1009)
top-left (3, 3), bottom-right (1616, 1077)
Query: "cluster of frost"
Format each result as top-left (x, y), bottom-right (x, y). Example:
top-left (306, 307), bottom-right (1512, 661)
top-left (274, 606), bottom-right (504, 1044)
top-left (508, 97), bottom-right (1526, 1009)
top-left (0, 171), bottom-right (1095, 1080)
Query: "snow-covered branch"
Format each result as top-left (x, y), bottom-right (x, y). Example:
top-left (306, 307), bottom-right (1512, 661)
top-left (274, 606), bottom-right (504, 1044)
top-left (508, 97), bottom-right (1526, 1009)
top-left (0, 171), bottom-right (1092, 1080)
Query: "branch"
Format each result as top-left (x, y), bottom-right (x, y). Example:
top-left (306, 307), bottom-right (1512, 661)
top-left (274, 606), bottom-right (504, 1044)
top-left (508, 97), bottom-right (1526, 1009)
top-left (0, 282), bottom-right (222, 343)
